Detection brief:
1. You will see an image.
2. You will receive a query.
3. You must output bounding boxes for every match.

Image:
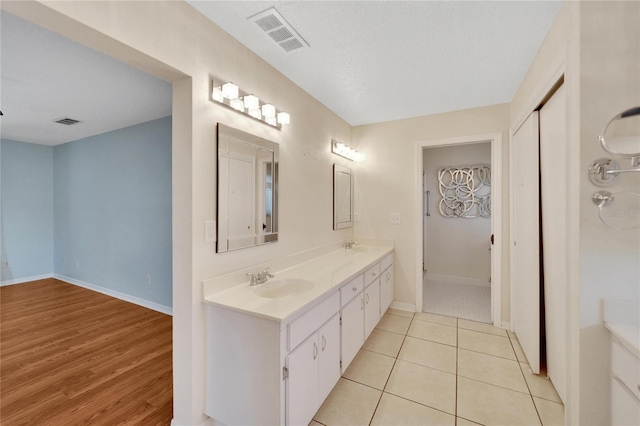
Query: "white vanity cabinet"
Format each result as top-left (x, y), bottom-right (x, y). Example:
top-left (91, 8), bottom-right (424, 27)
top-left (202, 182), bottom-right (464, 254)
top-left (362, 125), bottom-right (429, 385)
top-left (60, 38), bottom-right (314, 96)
top-left (286, 314), bottom-right (340, 426)
top-left (380, 257), bottom-right (393, 313)
top-left (204, 248), bottom-right (395, 426)
top-left (610, 339), bottom-right (640, 426)
top-left (364, 263), bottom-right (381, 340)
top-left (340, 275), bottom-right (365, 373)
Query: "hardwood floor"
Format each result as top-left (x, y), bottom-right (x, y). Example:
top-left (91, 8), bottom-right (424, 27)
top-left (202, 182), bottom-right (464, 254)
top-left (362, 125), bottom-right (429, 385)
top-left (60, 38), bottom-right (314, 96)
top-left (0, 278), bottom-right (173, 425)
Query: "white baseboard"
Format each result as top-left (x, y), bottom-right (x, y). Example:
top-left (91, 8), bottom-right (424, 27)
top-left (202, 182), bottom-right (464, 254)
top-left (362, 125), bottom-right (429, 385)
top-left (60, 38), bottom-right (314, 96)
top-left (171, 417), bottom-right (214, 426)
top-left (54, 274), bottom-right (172, 316)
top-left (426, 273), bottom-right (490, 288)
top-left (0, 273), bottom-right (54, 286)
top-left (390, 301), bottom-right (416, 312)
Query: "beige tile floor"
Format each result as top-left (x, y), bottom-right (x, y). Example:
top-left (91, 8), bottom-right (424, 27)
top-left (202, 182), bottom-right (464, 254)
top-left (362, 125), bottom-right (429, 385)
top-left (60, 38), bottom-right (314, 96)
top-left (313, 309), bottom-right (564, 426)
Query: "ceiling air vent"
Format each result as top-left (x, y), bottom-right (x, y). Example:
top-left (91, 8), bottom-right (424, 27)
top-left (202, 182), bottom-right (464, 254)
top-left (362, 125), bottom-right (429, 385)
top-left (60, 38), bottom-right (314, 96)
top-left (54, 117), bottom-right (80, 125)
top-left (249, 7), bottom-right (309, 52)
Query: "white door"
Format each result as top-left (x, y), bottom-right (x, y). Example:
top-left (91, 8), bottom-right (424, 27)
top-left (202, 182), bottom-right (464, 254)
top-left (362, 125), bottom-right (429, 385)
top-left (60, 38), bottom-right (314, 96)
top-left (381, 265), bottom-right (394, 313)
top-left (511, 111), bottom-right (541, 374)
top-left (364, 280), bottom-right (381, 339)
top-left (341, 293), bottom-right (364, 373)
top-left (423, 171), bottom-right (429, 271)
top-left (539, 84), bottom-right (567, 401)
top-left (286, 332), bottom-right (319, 426)
top-left (318, 314), bottom-right (341, 402)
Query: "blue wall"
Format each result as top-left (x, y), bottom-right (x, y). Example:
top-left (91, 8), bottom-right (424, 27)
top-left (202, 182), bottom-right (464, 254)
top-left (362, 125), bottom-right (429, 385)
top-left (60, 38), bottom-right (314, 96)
top-left (54, 117), bottom-right (172, 308)
top-left (1, 139), bottom-right (54, 282)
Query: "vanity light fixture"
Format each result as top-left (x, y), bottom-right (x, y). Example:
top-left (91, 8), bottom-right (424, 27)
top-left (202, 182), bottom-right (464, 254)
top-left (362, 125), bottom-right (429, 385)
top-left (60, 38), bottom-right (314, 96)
top-left (211, 78), bottom-right (290, 129)
top-left (332, 139), bottom-right (362, 162)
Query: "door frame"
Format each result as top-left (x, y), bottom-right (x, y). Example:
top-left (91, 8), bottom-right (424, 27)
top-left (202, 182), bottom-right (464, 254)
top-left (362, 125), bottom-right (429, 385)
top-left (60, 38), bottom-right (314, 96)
top-left (414, 132), bottom-right (503, 327)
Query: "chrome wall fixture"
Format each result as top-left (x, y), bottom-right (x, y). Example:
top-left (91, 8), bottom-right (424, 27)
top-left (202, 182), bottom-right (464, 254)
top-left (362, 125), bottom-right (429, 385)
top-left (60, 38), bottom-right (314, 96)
top-left (588, 106), bottom-right (640, 186)
top-left (589, 106), bottom-right (640, 230)
top-left (211, 79), bottom-right (290, 129)
top-left (331, 139), bottom-right (362, 161)
top-left (438, 164), bottom-right (491, 218)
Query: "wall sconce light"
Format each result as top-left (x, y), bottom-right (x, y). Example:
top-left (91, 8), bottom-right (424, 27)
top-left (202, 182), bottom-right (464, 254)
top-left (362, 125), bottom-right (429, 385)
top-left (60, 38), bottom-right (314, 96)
top-left (211, 78), bottom-right (290, 129)
top-left (332, 139), bottom-right (363, 161)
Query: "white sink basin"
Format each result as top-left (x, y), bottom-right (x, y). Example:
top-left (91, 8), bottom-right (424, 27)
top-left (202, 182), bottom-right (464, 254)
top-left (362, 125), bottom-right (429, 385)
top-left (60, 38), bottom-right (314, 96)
top-left (255, 279), bottom-right (315, 299)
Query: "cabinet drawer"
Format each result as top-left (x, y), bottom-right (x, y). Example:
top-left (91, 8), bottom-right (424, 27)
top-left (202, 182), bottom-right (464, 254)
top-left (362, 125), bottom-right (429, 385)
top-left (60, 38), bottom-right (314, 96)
top-left (612, 340), bottom-right (640, 400)
top-left (612, 377), bottom-right (640, 426)
top-left (340, 274), bottom-right (364, 307)
top-left (380, 253), bottom-right (393, 272)
top-left (288, 292), bottom-right (340, 351)
top-left (364, 263), bottom-right (380, 286)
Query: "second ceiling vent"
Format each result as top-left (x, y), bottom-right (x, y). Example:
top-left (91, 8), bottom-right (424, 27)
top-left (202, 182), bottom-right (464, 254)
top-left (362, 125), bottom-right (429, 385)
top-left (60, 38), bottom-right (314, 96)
top-left (249, 7), bottom-right (309, 52)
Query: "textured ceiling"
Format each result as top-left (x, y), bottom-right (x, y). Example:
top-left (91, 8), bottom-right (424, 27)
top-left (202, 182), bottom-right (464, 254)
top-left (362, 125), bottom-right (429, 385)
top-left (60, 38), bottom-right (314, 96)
top-left (188, 1), bottom-right (563, 126)
top-left (0, 12), bottom-right (172, 146)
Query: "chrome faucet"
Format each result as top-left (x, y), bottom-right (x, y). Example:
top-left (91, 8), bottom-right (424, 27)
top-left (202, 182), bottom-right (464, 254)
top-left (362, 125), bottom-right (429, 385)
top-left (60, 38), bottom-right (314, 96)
top-left (247, 268), bottom-right (275, 286)
top-left (344, 240), bottom-right (359, 250)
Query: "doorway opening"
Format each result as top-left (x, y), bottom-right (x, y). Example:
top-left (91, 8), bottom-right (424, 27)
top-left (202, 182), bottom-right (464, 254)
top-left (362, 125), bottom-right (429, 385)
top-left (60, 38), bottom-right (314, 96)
top-left (415, 133), bottom-right (503, 326)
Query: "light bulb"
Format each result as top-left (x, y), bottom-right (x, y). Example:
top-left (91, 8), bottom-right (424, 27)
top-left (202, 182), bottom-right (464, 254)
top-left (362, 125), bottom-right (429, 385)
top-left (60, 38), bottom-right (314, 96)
top-left (261, 103), bottom-right (276, 118)
top-left (230, 98), bottom-right (244, 112)
top-left (265, 116), bottom-right (277, 126)
top-left (212, 86), bottom-right (224, 102)
top-left (277, 112), bottom-right (290, 124)
top-left (249, 108), bottom-right (262, 120)
top-left (243, 94), bottom-right (259, 110)
top-left (221, 82), bottom-right (239, 99)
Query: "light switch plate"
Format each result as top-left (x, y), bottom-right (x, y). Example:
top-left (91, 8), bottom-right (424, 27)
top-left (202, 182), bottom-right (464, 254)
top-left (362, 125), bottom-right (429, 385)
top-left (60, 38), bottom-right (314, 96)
top-left (205, 221), bottom-right (216, 243)
top-left (390, 213), bottom-right (401, 224)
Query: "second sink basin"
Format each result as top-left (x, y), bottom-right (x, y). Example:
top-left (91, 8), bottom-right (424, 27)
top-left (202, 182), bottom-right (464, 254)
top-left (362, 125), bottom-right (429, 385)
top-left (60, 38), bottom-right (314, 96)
top-left (254, 278), bottom-right (315, 299)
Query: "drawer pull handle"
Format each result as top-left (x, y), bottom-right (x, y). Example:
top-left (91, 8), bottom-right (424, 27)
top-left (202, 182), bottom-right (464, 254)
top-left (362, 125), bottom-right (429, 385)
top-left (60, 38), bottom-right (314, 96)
top-left (366, 293), bottom-right (370, 304)
top-left (353, 286), bottom-right (357, 292)
top-left (313, 342), bottom-right (318, 360)
top-left (322, 335), bottom-right (326, 351)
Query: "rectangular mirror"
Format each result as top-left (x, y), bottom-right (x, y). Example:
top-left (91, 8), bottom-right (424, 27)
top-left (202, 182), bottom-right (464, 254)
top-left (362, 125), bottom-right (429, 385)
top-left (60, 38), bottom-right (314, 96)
top-left (333, 164), bottom-right (354, 230)
top-left (217, 124), bottom-right (278, 252)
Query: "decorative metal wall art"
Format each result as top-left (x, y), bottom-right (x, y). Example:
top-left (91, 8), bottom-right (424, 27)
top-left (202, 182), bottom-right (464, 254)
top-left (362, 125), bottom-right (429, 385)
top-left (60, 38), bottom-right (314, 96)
top-left (438, 164), bottom-right (491, 218)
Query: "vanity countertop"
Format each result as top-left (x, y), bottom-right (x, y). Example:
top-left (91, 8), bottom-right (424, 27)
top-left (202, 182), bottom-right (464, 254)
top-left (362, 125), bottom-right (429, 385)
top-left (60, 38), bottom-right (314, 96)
top-left (602, 298), bottom-right (640, 358)
top-left (203, 245), bottom-right (393, 325)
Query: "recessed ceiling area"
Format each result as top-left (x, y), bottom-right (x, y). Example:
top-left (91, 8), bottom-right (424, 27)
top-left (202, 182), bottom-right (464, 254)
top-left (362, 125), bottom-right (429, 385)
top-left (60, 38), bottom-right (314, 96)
top-left (187, 1), bottom-right (563, 126)
top-left (0, 12), bottom-right (172, 146)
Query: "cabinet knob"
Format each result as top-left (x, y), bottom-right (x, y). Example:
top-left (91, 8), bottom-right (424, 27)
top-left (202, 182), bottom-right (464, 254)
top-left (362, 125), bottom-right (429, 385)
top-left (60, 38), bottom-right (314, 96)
top-left (372, 272), bottom-right (377, 277)
top-left (353, 286), bottom-right (357, 292)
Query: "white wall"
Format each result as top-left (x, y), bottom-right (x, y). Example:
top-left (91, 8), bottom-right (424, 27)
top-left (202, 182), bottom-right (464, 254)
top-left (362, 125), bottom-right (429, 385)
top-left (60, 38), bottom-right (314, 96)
top-left (352, 104), bottom-right (510, 316)
top-left (423, 143), bottom-right (492, 282)
top-left (0, 2), bottom-right (353, 425)
top-left (578, 2), bottom-right (640, 424)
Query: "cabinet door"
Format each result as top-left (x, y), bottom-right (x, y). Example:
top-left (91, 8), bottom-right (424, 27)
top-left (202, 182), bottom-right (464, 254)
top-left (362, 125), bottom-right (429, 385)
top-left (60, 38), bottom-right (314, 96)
top-left (380, 266), bottom-right (394, 314)
top-left (364, 280), bottom-right (381, 339)
top-left (286, 332), bottom-right (319, 426)
top-left (318, 314), bottom-right (341, 402)
top-left (341, 293), bottom-right (364, 373)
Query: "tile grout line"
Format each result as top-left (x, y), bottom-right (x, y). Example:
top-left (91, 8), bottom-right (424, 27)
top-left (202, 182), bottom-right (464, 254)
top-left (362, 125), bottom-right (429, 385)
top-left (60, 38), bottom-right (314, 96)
top-left (508, 334), bottom-right (545, 425)
top-left (367, 312), bottom-right (414, 426)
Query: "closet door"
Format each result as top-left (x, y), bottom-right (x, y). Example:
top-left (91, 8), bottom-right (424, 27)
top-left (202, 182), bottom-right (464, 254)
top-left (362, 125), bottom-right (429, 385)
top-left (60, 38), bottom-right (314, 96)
top-left (540, 84), bottom-right (567, 402)
top-left (511, 111), bottom-right (541, 374)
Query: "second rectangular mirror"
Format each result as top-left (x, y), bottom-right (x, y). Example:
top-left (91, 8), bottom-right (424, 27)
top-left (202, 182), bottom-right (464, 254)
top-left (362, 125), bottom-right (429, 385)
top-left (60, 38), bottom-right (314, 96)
top-left (333, 164), bottom-right (353, 230)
